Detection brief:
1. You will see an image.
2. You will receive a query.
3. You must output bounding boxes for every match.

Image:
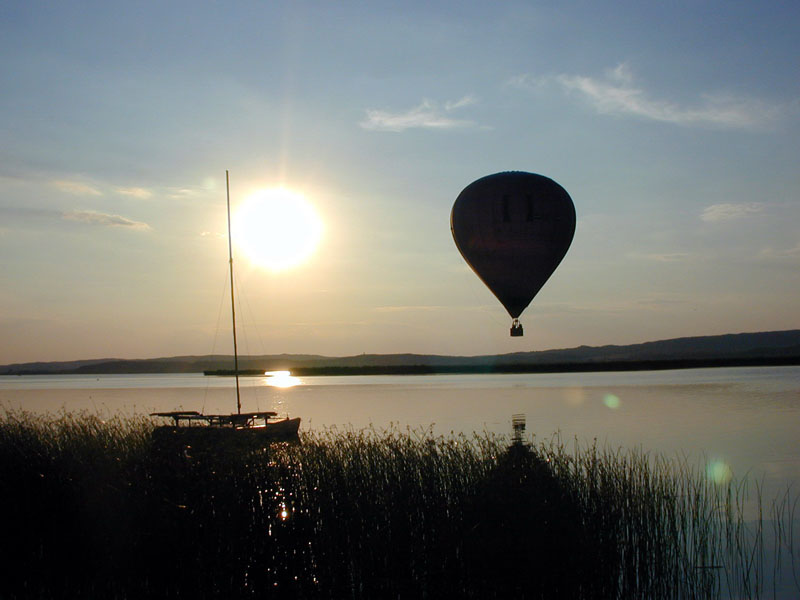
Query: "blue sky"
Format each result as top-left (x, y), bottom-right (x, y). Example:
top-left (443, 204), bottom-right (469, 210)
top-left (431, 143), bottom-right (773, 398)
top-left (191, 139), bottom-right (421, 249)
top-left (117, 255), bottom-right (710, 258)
top-left (1, 1), bottom-right (798, 362)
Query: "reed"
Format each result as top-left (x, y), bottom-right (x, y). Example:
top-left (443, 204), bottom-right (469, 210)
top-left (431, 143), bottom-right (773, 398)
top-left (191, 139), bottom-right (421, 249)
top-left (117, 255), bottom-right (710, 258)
top-left (0, 411), bottom-right (796, 599)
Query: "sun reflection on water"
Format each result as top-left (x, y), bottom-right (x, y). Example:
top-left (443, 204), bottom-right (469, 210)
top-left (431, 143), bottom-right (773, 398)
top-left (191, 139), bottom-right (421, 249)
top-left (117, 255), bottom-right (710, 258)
top-left (263, 371), bottom-right (301, 388)
top-left (563, 387), bottom-right (585, 406)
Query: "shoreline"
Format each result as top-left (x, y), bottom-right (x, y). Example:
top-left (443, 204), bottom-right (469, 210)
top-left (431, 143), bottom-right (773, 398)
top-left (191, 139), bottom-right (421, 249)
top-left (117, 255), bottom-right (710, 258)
top-left (2, 355), bottom-right (799, 377)
top-left (206, 356), bottom-right (800, 376)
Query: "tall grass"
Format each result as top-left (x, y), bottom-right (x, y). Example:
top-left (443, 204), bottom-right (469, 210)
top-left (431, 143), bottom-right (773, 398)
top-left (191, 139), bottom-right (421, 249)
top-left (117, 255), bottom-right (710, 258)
top-left (0, 411), bottom-right (796, 599)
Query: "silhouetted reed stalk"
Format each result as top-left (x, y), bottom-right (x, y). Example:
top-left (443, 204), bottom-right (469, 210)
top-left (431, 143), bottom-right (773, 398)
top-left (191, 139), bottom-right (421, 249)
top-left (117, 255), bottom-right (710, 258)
top-left (0, 410), bottom-right (796, 599)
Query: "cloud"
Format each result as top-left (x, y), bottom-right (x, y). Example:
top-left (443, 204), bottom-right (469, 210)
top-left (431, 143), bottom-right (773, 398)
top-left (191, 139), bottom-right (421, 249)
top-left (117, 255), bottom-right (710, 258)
top-left (543, 63), bottom-right (780, 130)
top-left (700, 202), bottom-right (765, 222)
top-left (52, 180), bottom-right (102, 196)
top-left (62, 210), bottom-right (151, 231)
top-left (505, 73), bottom-right (548, 91)
top-left (360, 96), bottom-right (477, 132)
top-left (758, 243), bottom-right (800, 261)
top-left (116, 187), bottom-right (153, 199)
top-left (167, 187), bottom-right (204, 200)
top-left (444, 94), bottom-right (477, 110)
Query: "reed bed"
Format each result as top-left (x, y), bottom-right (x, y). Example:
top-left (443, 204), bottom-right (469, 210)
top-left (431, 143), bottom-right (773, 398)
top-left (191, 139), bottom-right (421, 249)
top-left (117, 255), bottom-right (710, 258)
top-left (0, 411), bottom-right (796, 599)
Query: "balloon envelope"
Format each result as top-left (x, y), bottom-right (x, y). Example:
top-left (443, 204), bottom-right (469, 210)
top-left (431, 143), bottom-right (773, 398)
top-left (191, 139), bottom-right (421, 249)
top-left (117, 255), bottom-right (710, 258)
top-left (451, 171), bottom-right (575, 319)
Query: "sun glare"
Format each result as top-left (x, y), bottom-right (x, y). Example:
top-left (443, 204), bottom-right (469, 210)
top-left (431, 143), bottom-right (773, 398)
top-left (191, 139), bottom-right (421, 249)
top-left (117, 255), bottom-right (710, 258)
top-left (263, 370), bottom-right (301, 388)
top-left (232, 188), bottom-right (323, 271)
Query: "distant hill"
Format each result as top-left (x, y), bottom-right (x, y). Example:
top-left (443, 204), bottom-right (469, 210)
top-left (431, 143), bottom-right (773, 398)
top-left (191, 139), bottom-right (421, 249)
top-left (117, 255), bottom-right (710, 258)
top-left (2, 330), bottom-right (799, 375)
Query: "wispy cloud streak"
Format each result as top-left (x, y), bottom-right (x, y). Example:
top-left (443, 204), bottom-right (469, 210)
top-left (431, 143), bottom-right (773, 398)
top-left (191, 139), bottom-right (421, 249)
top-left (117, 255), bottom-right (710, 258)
top-left (52, 180), bottom-right (102, 196)
top-left (516, 63), bottom-right (780, 130)
top-left (701, 202), bottom-right (764, 222)
top-left (361, 96), bottom-right (477, 132)
top-left (758, 243), bottom-right (800, 261)
top-left (116, 187), bottom-right (153, 199)
top-left (62, 210), bottom-right (151, 231)
top-left (444, 95), bottom-right (477, 110)
top-left (505, 73), bottom-right (548, 91)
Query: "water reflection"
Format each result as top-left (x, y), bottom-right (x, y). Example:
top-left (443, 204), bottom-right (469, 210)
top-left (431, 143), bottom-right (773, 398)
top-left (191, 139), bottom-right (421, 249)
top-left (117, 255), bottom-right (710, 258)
top-left (563, 387), bottom-right (585, 406)
top-left (263, 371), bottom-right (301, 388)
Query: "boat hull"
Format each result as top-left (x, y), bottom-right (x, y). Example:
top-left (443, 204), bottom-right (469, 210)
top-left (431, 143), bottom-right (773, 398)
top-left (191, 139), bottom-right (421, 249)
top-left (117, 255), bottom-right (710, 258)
top-left (153, 417), bottom-right (301, 447)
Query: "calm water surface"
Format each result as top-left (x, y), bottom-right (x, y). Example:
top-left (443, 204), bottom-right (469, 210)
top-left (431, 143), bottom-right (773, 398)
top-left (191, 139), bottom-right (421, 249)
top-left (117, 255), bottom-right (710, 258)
top-left (2, 366), bottom-right (798, 495)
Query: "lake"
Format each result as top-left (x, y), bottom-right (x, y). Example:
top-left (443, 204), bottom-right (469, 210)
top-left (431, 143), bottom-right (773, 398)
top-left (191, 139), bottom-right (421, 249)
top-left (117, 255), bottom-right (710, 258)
top-left (2, 365), bottom-right (799, 596)
top-left (2, 365), bottom-right (798, 498)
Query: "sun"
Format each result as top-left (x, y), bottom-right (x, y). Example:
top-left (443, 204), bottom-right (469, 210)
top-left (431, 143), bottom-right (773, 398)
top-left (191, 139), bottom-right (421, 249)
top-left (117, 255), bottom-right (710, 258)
top-left (232, 188), bottom-right (323, 272)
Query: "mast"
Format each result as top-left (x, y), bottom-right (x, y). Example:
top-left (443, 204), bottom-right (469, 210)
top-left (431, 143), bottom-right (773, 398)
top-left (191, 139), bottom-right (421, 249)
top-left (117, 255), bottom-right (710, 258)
top-left (225, 170), bottom-right (242, 414)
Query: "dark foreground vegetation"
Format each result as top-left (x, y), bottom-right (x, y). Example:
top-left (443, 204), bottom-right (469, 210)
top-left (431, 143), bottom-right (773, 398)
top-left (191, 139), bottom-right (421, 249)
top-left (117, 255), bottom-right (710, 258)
top-left (0, 412), bottom-right (796, 599)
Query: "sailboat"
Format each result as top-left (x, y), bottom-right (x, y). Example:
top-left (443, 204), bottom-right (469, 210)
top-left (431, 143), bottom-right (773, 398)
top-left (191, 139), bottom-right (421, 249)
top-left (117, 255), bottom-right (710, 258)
top-left (151, 171), bottom-right (301, 441)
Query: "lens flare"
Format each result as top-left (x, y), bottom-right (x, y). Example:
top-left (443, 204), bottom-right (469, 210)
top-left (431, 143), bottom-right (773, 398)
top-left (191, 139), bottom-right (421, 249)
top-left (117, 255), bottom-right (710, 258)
top-left (706, 460), bottom-right (733, 485)
top-left (603, 393), bottom-right (621, 409)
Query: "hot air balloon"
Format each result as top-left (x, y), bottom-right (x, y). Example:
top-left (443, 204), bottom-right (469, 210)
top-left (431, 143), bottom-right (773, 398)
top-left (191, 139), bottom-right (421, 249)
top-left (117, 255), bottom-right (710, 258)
top-left (451, 171), bottom-right (575, 337)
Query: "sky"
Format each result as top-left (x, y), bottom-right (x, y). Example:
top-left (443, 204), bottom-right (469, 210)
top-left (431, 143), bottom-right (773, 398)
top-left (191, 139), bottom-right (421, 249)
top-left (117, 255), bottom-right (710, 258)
top-left (1, 1), bottom-right (798, 363)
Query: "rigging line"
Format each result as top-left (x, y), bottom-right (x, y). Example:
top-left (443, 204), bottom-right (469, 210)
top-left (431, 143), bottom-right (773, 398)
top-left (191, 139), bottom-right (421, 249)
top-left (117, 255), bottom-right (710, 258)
top-left (232, 274), bottom-right (255, 380)
top-left (237, 274), bottom-right (271, 412)
top-left (239, 273), bottom-right (269, 358)
top-left (202, 264), bottom-right (231, 415)
top-left (231, 276), bottom-right (261, 412)
top-left (234, 271), bottom-right (275, 413)
top-left (234, 275), bottom-right (254, 363)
